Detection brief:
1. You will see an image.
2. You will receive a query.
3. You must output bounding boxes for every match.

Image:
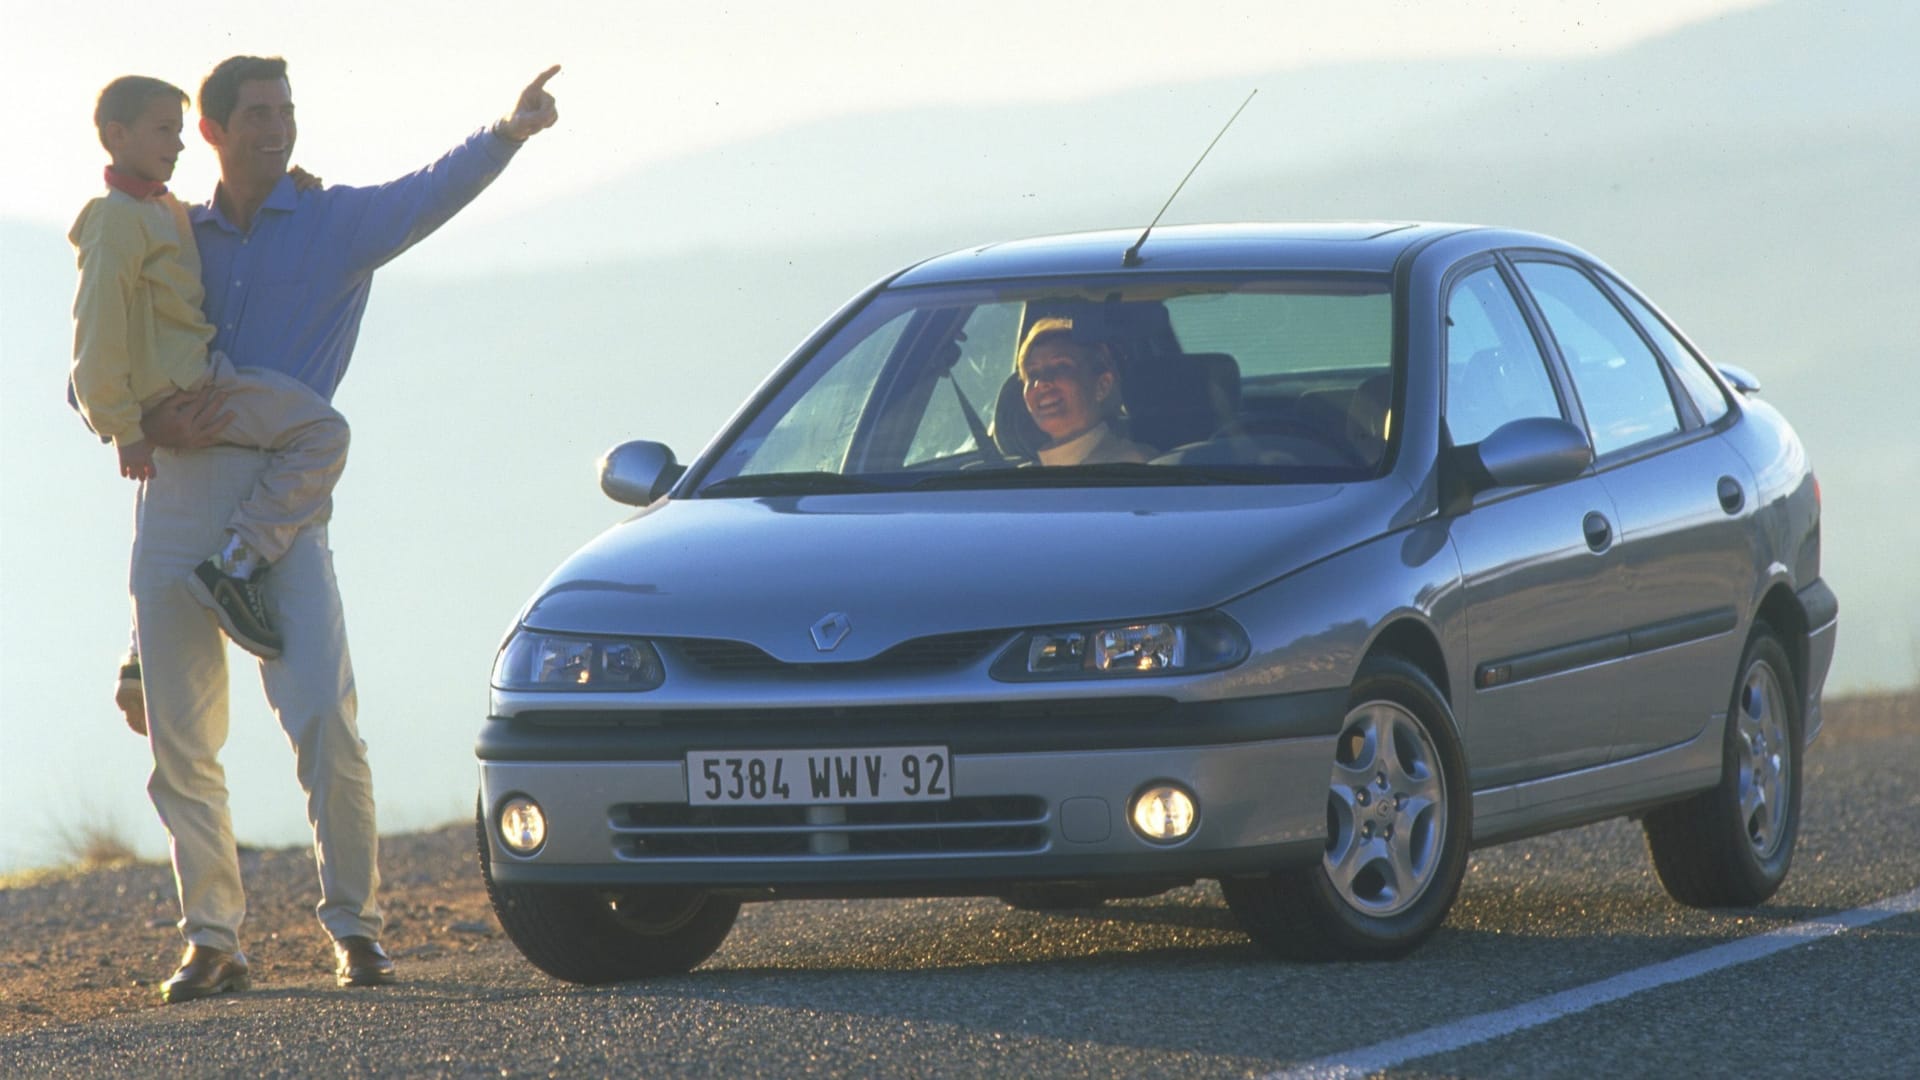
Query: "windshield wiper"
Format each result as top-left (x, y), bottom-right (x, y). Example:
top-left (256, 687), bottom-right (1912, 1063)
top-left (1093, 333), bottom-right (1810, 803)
top-left (698, 472), bottom-right (895, 498)
top-left (909, 462), bottom-right (1274, 490)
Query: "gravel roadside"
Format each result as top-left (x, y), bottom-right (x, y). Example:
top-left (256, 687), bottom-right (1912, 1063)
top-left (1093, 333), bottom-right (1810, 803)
top-left (0, 822), bottom-right (504, 1035)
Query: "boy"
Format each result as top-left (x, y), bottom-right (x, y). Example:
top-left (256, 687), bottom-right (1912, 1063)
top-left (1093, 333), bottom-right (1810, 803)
top-left (71, 75), bottom-right (349, 661)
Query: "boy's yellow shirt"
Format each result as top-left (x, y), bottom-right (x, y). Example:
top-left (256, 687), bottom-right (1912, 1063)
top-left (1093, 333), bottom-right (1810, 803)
top-left (69, 188), bottom-right (216, 446)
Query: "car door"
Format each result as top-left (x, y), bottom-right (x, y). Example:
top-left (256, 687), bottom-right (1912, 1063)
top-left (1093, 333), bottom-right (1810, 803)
top-left (1508, 258), bottom-right (1754, 762)
top-left (1442, 261), bottom-right (1625, 789)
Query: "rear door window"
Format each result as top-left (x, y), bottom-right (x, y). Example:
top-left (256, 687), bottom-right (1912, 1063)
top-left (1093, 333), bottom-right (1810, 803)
top-left (1607, 279), bottom-right (1730, 426)
top-left (1514, 261), bottom-right (1682, 457)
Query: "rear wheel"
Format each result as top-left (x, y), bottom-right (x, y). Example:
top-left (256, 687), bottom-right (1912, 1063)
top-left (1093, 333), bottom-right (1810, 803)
top-left (1223, 656), bottom-right (1469, 960)
top-left (477, 802), bottom-right (739, 983)
top-left (1643, 626), bottom-right (1802, 907)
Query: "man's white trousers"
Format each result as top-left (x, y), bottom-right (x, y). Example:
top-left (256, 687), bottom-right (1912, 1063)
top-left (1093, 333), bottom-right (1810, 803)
top-left (133, 446), bottom-right (382, 951)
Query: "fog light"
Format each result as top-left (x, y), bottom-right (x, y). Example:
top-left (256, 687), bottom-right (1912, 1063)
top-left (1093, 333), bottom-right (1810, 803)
top-left (498, 796), bottom-right (547, 855)
top-left (1130, 784), bottom-right (1197, 843)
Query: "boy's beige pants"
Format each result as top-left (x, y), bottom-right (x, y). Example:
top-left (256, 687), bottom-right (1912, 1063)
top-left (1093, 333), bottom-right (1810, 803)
top-left (132, 443), bottom-right (382, 952)
top-left (154, 352), bottom-right (350, 563)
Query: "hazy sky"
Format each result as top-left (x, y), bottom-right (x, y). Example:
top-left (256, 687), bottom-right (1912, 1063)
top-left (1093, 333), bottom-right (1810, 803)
top-left (4, 0), bottom-right (1792, 873)
top-left (3, 0), bottom-right (1763, 231)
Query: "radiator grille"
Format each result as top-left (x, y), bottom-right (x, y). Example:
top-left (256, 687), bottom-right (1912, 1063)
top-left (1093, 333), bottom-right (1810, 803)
top-left (671, 630), bottom-right (1012, 676)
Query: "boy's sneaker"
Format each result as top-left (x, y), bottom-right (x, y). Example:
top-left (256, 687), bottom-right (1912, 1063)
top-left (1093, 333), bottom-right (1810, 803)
top-left (115, 656), bottom-right (146, 736)
top-left (186, 560), bottom-right (283, 659)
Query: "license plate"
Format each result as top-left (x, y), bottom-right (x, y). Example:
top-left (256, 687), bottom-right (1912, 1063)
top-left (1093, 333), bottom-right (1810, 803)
top-left (685, 746), bottom-right (951, 805)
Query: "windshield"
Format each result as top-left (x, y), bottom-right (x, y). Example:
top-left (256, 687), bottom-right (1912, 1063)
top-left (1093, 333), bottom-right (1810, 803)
top-left (695, 274), bottom-right (1396, 495)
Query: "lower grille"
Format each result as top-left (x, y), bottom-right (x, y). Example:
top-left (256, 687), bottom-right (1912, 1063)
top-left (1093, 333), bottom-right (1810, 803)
top-left (609, 796), bottom-right (1049, 860)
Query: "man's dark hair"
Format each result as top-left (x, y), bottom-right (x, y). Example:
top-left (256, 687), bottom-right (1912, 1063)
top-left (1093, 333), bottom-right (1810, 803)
top-left (94, 76), bottom-right (188, 150)
top-left (198, 56), bottom-right (290, 128)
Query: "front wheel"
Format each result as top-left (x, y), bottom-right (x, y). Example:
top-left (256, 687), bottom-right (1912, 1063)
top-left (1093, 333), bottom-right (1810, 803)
top-left (1223, 656), bottom-right (1469, 961)
top-left (1643, 626), bottom-right (1802, 907)
top-left (477, 803), bottom-right (739, 983)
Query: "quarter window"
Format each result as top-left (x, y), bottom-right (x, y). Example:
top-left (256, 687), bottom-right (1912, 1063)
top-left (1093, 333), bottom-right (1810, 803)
top-left (1444, 266), bottom-right (1562, 446)
top-left (1515, 261), bottom-right (1682, 456)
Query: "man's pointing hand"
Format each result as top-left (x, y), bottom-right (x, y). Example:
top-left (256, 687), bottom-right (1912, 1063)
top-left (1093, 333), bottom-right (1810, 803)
top-left (496, 65), bottom-right (561, 143)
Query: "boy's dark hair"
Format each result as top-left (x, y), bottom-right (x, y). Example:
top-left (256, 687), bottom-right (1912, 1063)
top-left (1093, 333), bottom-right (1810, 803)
top-left (94, 76), bottom-right (188, 150)
top-left (199, 56), bottom-right (290, 128)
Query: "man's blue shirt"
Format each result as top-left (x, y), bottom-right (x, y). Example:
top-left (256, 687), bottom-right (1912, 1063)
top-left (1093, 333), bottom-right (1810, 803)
top-left (189, 127), bottom-right (519, 401)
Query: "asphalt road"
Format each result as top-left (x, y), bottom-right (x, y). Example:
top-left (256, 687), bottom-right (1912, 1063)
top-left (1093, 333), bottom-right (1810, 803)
top-left (5, 698), bottom-right (1915, 1079)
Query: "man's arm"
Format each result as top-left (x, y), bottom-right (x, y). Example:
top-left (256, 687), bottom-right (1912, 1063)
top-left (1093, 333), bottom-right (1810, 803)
top-left (340, 66), bottom-right (561, 272)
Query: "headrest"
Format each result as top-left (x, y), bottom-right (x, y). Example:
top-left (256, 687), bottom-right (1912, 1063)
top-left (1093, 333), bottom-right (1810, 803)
top-left (990, 373), bottom-right (1045, 460)
top-left (1122, 352), bottom-right (1241, 450)
top-left (1346, 373), bottom-right (1393, 464)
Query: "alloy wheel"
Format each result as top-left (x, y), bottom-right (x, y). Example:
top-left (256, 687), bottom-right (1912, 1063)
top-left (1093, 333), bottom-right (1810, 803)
top-left (1324, 700), bottom-right (1447, 917)
top-left (1736, 661), bottom-right (1792, 860)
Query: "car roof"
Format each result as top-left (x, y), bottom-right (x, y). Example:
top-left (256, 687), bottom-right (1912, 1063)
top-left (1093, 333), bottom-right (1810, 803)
top-left (887, 222), bottom-right (1496, 287)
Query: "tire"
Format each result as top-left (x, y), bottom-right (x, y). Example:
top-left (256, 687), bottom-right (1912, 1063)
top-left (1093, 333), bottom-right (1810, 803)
top-left (1223, 655), bottom-right (1469, 961)
top-left (476, 801), bottom-right (739, 984)
top-left (1643, 626), bottom-right (1802, 908)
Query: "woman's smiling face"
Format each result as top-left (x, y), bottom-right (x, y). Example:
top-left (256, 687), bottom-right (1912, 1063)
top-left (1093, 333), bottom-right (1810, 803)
top-left (1020, 338), bottom-right (1113, 443)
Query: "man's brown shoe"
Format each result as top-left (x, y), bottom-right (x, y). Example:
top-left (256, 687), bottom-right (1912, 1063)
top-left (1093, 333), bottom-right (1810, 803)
top-left (160, 945), bottom-right (250, 1004)
top-left (333, 936), bottom-right (397, 987)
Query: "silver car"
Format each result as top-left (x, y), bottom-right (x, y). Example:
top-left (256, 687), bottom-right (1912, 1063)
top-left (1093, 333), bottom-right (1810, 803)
top-left (477, 222), bottom-right (1836, 982)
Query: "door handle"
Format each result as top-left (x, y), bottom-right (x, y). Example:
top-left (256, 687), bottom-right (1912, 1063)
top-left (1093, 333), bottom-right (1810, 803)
top-left (1717, 476), bottom-right (1745, 515)
top-left (1583, 511), bottom-right (1613, 552)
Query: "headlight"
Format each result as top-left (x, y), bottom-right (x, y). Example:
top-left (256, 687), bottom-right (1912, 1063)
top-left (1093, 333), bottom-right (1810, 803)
top-left (992, 612), bottom-right (1248, 681)
top-left (492, 629), bottom-right (665, 691)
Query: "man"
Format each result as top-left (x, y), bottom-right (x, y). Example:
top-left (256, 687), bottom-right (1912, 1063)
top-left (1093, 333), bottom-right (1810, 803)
top-left (134, 55), bottom-right (560, 1004)
top-left (1017, 317), bottom-right (1152, 466)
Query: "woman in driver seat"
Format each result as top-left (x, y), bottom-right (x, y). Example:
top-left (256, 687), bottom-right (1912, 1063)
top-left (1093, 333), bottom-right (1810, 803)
top-left (1017, 317), bottom-right (1153, 466)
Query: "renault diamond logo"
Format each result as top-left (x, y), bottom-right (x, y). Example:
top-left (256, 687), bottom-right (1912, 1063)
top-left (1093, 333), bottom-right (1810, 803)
top-left (810, 612), bottom-right (852, 652)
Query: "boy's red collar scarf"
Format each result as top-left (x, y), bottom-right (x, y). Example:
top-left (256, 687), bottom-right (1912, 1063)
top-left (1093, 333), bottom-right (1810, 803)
top-left (104, 166), bottom-right (167, 200)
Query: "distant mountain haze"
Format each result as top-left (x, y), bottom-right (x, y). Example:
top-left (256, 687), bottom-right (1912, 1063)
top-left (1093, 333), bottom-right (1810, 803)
top-left (2, 0), bottom-right (1909, 872)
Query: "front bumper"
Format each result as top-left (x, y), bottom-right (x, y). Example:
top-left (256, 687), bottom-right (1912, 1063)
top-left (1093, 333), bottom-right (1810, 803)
top-left (478, 689), bottom-right (1343, 893)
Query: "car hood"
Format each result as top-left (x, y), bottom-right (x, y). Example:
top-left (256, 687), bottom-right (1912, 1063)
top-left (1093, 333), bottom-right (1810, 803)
top-left (521, 484), bottom-right (1406, 662)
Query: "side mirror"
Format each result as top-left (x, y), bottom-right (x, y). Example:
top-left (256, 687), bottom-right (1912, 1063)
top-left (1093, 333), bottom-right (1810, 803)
top-left (1476, 417), bottom-right (1593, 489)
top-left (599, 441), bottom-right (685, 506)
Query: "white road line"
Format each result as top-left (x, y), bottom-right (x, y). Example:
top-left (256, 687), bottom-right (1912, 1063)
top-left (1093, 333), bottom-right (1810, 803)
top-left (1264, 885), bottom-right (1920, 1080)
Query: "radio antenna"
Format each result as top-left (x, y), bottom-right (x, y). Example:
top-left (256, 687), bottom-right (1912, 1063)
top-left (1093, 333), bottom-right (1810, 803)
top-left (1122, 88), bottom-right (1257, 268)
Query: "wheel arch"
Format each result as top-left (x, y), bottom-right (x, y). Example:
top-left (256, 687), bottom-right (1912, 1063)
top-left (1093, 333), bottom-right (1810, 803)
top-left (1362, 617), bottom-right (1452, 707)
top-left (1754, 582), bottom-right (1809, 703)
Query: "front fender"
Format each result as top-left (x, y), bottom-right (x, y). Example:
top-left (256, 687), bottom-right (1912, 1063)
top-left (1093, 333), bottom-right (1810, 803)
top-left (1216, 519), bottom-right (1464, 707)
